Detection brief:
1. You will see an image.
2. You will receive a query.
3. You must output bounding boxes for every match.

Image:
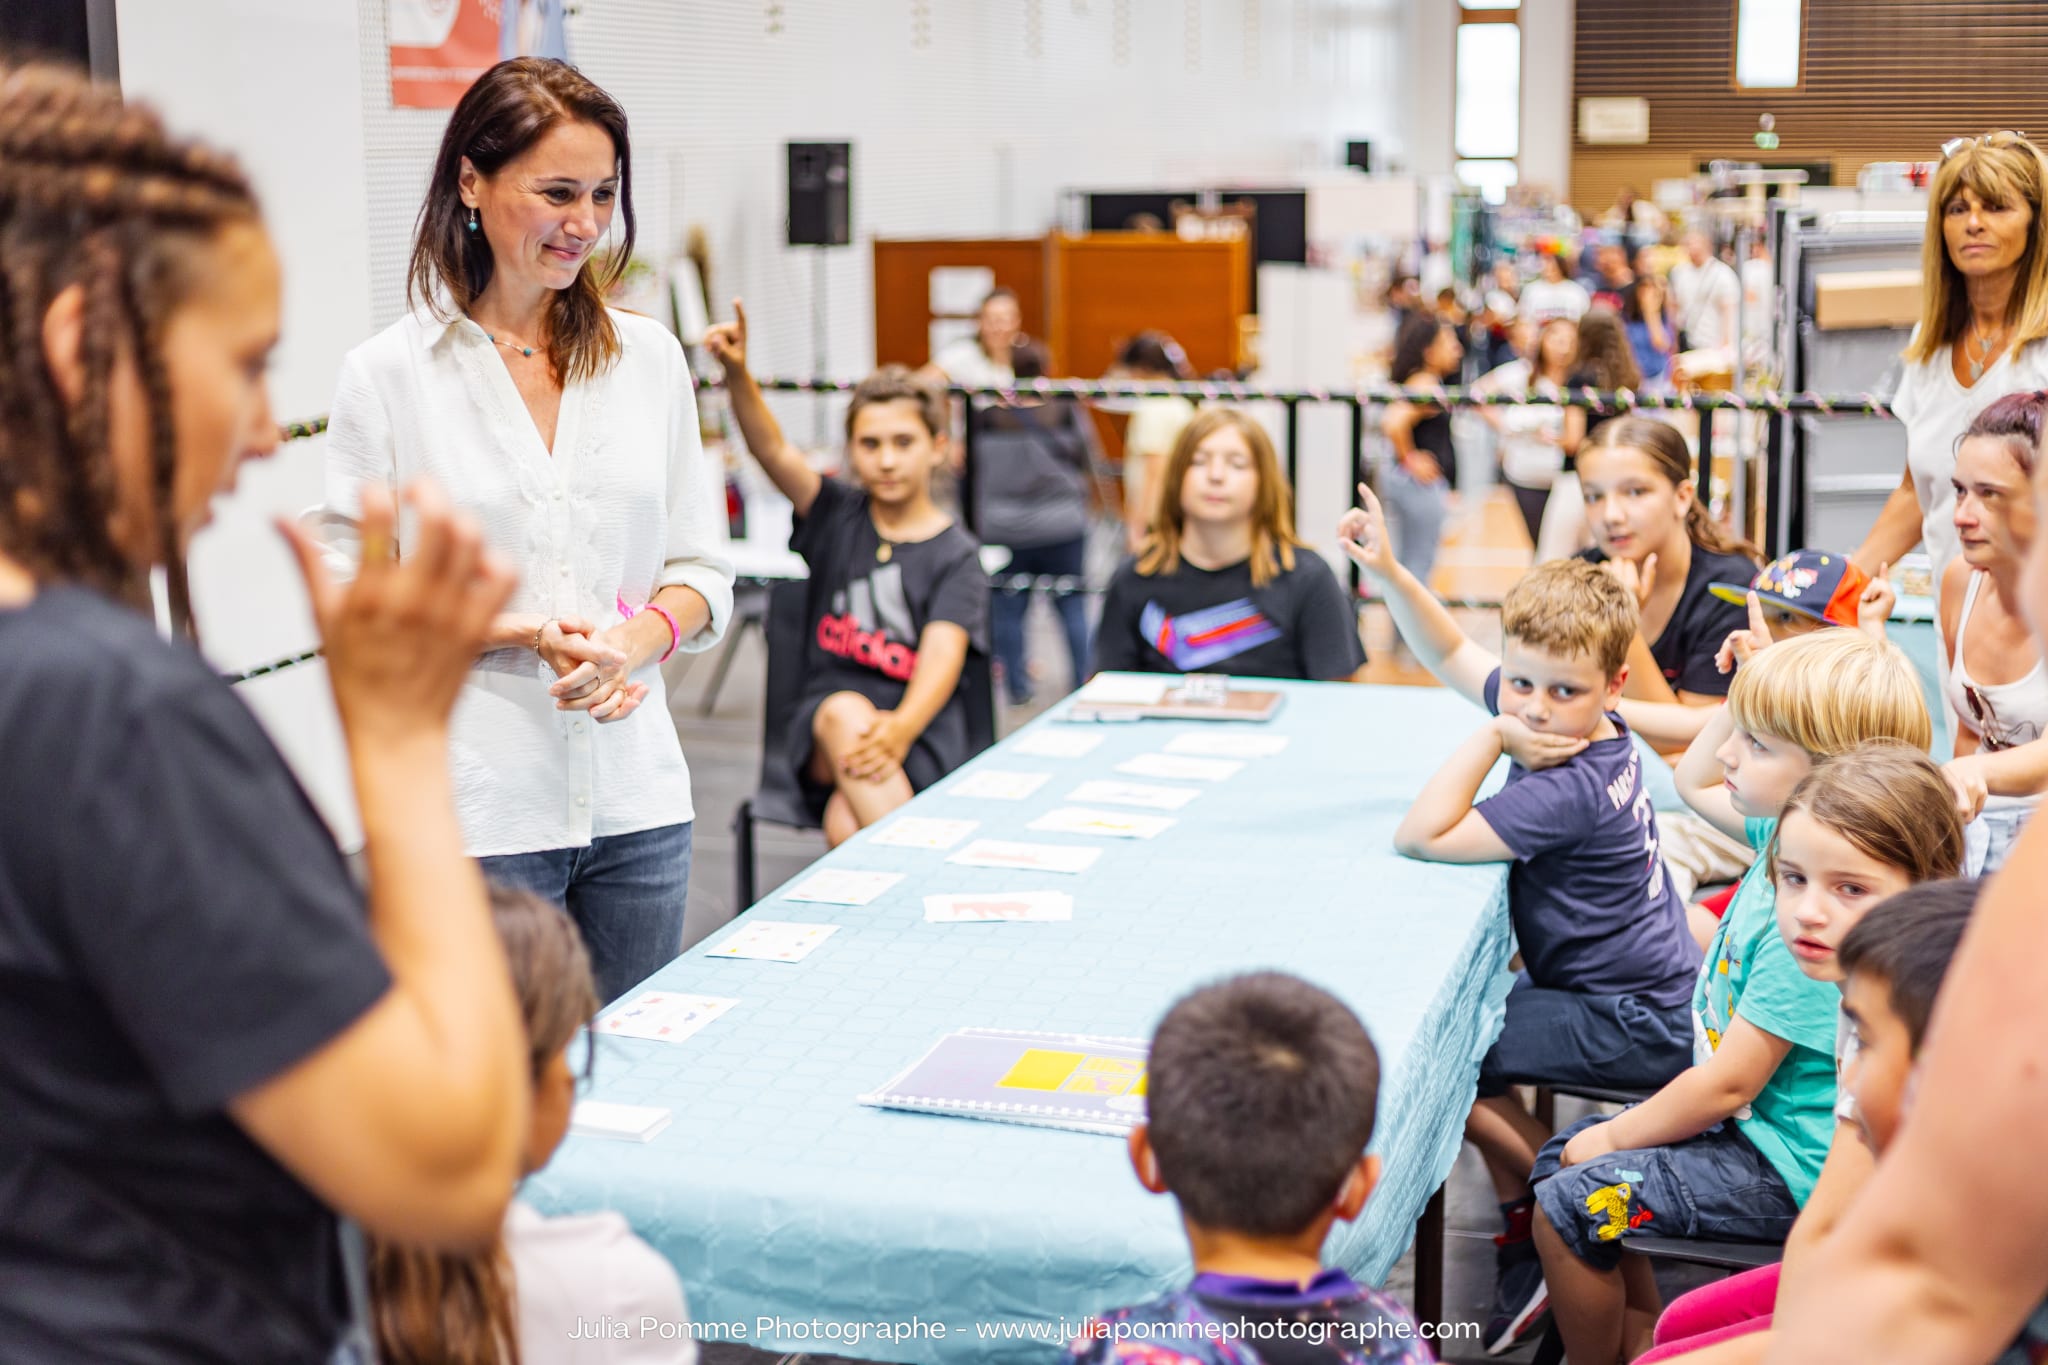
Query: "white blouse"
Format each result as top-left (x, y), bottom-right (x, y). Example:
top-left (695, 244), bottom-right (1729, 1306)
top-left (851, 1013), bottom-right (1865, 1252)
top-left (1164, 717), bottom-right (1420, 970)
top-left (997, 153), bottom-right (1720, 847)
top-left (503, 1201), bottom-right (697, 1364)
top-left (323, 308), bottom-right (734, 857)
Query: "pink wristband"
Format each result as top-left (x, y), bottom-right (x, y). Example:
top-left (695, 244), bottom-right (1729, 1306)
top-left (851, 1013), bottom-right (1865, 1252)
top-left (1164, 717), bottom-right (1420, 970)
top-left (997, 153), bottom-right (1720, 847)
top-left (644, 602), bottom-right (681, 663)
top-left (618, 592), bottom-right (681, 664)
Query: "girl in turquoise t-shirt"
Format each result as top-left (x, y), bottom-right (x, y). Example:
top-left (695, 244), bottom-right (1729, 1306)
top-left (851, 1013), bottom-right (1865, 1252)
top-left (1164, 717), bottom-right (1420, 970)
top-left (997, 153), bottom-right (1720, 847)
top-left (1524, 628), bottom-right (1932, 1364)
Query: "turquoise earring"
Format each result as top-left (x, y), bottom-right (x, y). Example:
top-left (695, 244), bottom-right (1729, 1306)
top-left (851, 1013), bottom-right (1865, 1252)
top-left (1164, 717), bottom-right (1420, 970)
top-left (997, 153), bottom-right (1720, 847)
top-left (466, 207), bottom-right (479, 233)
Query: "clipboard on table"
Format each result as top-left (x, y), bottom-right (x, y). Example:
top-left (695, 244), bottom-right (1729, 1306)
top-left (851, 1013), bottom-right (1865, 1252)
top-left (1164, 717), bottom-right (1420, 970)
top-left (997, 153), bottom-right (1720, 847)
top-left (1065, 673), bottom-right (1285, 724)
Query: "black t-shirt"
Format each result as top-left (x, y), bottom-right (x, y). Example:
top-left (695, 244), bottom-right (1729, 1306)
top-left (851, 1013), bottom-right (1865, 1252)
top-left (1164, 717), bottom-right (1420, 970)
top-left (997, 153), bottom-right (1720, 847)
top-left (0, 586), bottom-right (391, 1362)
top-left (1577, 544), bottom-right (1759, 697)
top-left (791, 479), bottom-right (991, 770)
top-left (1092, 551), bottom-right (1365, 681)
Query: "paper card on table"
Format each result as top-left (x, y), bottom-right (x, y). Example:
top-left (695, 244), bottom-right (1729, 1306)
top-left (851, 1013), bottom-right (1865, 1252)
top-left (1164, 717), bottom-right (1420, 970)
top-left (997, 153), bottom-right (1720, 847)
top-left (1115, 753), bottom-right (1246, 782)
top-left (596, 992), bottom-right (737, 1044)
top-left (708, 920), bottom-right (839, 962)
top-left (1163, 732), bottom-right (1290, 758)
top-left (1073, 674), bottom-right (1171, 706)
top-left (924, 891), bottom-right (1074, 923)
top-left (869, 817), bottom-right (979, 850)
top-left (1012, 729), bottom-right (1105, 758)
top-left (949, 769), bottom-right (1051, 801)
top-left (1067, 779), bottom-right (1201, 811)
top-left (1029, 807), bottom-right (1176, 840)
top-left (946, 839), bottom-right (1103, 874)
top-left (569, 1100), bottom-right (673, 1143)
top-left (781, 868), bottom-right (904, 906)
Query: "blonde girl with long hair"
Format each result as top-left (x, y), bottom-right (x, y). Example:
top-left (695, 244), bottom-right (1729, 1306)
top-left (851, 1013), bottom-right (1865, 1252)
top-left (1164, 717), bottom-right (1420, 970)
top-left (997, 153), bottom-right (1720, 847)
top-left (1092, 408), bottom-right (1365, 681)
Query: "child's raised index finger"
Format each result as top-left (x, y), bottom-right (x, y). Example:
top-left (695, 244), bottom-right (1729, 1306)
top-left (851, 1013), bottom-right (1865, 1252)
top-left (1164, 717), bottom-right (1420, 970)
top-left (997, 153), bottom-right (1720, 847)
top-left (1747, 590), bottom-right (1771, 638)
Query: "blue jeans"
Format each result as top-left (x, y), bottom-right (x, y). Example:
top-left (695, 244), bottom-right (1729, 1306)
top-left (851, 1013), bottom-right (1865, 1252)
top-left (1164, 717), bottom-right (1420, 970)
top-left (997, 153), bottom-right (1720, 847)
top-left (479, 821), bottom-right (692, 1003)
top-left (1380, 463), bottom-right (1449, 588)
top-left (991, 537), bottom-right (1091, 702)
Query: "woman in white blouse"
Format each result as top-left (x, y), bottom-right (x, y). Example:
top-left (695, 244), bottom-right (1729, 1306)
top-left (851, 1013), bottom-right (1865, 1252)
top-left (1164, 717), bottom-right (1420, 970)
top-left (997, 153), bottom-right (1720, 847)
top-left (1854, 132), bottom-right (2048, 593)
top-left (325, 58), bottom-right (732, 1002)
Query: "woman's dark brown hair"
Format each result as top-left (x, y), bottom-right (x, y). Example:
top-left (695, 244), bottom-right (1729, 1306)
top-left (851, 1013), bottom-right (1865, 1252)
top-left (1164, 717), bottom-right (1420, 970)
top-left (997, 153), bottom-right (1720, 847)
top-left (406, 57), bottom-right (635, 386)
top-left (1581, 415), bottom-right (1759, 560)
top-left (0, 64), bottom-right (260, 620)
top-left (1570, 308), bottom-right (1642, 393)
top-left (370, 885), bottom-right (600, 1365)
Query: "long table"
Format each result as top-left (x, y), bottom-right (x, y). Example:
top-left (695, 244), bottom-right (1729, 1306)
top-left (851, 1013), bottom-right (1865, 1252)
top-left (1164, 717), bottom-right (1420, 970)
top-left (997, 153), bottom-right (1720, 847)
top-left (527, 679), bottom-right (1517, 1362)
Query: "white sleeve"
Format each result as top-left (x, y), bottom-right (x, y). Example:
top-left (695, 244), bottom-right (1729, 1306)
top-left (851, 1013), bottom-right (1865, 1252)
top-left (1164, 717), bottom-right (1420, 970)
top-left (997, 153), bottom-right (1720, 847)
top-left (654, 338), bottom-right (735, 652)
top-left (316, 347), bottom-right (400, 581)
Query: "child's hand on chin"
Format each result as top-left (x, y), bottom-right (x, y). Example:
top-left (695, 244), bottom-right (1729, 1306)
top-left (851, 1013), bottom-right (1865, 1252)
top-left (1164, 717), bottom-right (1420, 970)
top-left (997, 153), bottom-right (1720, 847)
top-left (1495, 713), bottom-right (1590, 770)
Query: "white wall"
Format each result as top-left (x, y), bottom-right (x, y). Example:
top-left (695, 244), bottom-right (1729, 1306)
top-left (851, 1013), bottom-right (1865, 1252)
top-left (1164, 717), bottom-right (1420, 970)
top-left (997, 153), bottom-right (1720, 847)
top-left (1403, 0), bottom-right (1456, 180)
top-left (1518, 0), bottom-right (1574, 203)
top-left (355, 0), bottom-right (1411, 404)
top-left (117, 0), bottom-right (374, 844)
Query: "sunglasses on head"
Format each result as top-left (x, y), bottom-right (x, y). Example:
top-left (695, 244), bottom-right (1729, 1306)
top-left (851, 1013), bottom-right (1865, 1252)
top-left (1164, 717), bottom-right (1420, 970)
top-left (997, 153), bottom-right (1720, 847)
top-left (1963, 681), bottom-right (2015, 751)
top-left (1942, 131), bottom-right (2030, 161)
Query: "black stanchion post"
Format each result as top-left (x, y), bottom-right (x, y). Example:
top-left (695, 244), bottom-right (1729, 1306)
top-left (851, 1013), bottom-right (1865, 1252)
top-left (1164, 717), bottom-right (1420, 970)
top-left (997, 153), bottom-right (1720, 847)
top-left (1345, 395), bottom-right (1364, 600)
top-left (1283, 396), bottom-right (1300, 492)
top-left (1696, 407), bottom-right (1716, 524)
top-left (956, 386), bottom-right (978, 536)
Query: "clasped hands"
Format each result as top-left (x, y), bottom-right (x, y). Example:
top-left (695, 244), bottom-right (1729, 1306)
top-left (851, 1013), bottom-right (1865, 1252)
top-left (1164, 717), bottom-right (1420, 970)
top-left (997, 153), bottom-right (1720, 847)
top-left (535, 616), bottom-right (648, 724)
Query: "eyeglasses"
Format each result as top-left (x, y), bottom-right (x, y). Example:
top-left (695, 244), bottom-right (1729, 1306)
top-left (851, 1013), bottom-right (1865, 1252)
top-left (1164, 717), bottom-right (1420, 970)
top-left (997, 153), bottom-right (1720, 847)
top-left (1942, 131), bottom-right (2030, 161)
top-left (1962, 681), bottom-right (2015, 751)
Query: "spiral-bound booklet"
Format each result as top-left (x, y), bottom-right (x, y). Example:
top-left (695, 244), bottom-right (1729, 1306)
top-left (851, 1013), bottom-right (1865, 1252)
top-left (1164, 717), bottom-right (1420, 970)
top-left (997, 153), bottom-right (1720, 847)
top-left (858, 1028), bottom-right (1148, 1136)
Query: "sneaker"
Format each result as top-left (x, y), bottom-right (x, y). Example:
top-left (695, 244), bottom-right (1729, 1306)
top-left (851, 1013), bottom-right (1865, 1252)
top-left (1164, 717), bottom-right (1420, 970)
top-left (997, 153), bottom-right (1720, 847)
top-left (1482, 1232), bottom-right (1550, 1356)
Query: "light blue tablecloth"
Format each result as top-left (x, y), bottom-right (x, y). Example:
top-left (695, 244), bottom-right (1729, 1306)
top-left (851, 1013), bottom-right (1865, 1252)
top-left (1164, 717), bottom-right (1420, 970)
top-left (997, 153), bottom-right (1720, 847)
top-left (525, 679), bottom-right (1517, 1362)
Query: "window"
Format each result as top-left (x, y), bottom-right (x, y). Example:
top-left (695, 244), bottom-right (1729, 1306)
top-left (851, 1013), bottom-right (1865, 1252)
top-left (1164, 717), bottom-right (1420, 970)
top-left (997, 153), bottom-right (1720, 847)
top-left (1455, 22), bottom-right (1520, 160)
top-left (1456, 160), bottom-right (1519, 205)
top-left (1735, 0), bottom-right (1802, 89)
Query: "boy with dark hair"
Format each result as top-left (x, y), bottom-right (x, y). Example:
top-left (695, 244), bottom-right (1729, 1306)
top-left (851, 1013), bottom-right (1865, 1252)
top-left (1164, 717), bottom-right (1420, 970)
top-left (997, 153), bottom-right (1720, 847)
top-left (1340, 492), bottom-right (1699, 1354)
top-left (707, 303), bottom-right (989, 847)
top-left (1066, 973), bottom-right (1433, 1365)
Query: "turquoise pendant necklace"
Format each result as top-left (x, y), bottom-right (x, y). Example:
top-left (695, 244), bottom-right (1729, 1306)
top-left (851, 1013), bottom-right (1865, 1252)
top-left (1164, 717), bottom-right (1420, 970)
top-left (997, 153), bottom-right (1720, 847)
top-left (486, 331), bottom-right (537, 358)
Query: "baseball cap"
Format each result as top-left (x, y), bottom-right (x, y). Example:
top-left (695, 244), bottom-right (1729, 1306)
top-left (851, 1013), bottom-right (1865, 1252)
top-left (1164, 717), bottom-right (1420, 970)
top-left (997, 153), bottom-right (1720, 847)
top-left (1708, 550), bottom-right (1871, 628)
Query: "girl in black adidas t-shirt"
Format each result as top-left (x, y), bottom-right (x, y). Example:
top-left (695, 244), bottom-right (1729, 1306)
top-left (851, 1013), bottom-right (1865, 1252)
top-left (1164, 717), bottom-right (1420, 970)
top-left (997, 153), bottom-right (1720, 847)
top-left (1093, 409), bottom-right (1364, 682)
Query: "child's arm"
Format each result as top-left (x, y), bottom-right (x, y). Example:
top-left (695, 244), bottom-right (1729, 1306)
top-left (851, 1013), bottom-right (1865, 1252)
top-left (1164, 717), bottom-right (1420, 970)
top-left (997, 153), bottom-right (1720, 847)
top-left (1674, 699), bottom-right (1746, 840)
top-left (1561, 1016), bottom-right (1792, 1164)
top-left (1338, 483), bottom-right (1498, 707)
top-left (837, 621), bottom-right (971, 782)
top-left (1775, 1121), bottom-right (1876, 1301)
top-left (703, 300), bottom-right (824, 518)
top-left (1617, 697), bottom-right (1721, 753)
top-left (1392, 718), bottom-right (1518, 863)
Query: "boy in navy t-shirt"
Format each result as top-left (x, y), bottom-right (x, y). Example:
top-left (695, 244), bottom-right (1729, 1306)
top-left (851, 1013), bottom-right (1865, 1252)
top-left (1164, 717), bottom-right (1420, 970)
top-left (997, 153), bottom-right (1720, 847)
top-left (1066, 973), bottom-right (1434, 1365)
top-left (1340, 489), bottom-right (1698, 1354)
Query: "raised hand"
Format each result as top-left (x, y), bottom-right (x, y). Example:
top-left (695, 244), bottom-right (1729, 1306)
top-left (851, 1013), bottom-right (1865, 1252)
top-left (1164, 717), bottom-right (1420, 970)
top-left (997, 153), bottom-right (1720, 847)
top-left (1857, 561), bottom-right (1896, 638)
top-left (702, 298), bottom-right (749, 374)
top-left (1714, 590), bottom-right (1774, 675)
top-left (1337, 482), bottom-right (1399, 580)
top-left (279, 480), bottom-right (514, 747)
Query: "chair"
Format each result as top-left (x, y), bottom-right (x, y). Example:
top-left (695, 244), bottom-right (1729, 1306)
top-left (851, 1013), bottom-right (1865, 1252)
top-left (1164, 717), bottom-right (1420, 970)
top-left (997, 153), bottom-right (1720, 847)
top-left (731, 579), bottom-right (997, 910)
top-left (1531, 1082), bottom-right (1656, 1129)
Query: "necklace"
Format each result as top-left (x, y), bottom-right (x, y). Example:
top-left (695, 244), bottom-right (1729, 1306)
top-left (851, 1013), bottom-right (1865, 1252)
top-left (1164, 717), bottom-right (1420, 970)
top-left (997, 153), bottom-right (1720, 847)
top-left (486, 330), bottom-right (538, 358)
top-left (1967, 318), bottom-right (2009, 382)
top-left (876, 535), bottom-right (897, 564)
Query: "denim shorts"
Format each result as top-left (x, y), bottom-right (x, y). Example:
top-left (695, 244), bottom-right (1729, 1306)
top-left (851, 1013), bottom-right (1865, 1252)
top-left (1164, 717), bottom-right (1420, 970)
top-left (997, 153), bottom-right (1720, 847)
top-left (1475, 972), bottom-right (1693, 1098)
top-left (1531, 1112), bottom-right (1800, 1269)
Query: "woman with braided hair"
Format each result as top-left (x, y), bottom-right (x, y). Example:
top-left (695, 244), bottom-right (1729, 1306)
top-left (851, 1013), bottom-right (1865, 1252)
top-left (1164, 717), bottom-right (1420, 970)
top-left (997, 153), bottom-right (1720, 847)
top-left (0, 66), bottom-right (532, 1360)
top-left (325, 58), bottom-right (734, 1003)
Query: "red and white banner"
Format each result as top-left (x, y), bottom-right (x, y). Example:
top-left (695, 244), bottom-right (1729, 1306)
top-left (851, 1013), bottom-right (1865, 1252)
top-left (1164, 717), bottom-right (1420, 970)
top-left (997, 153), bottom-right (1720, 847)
top-left (388, 0), bottom-right (500, 109)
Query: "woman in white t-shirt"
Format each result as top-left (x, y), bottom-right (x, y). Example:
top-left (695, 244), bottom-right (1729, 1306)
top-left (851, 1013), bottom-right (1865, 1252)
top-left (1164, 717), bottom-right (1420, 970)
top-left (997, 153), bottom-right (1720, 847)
top-left (1516, 249), bottom-right (1591, 326)
top-left (1475, 316), bottom-right (1578, 547)
top-left (1855, 132), bottom-right (2048, 593)
top-left (325, 60), bottom-right (734, 1004)
top-left (920, 287), bottom-right (1021, 389)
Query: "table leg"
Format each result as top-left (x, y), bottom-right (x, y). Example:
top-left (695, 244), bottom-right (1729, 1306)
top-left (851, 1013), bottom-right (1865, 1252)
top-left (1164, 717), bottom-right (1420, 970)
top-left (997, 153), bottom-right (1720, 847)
top-left (1414, 1182), bottom-right (1446, 1327)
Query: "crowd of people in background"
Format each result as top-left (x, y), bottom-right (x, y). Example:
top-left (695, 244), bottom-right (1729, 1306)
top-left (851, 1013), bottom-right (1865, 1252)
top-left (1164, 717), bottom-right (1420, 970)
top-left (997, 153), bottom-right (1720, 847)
top-left (21, 40), bottom-right (2048, 1365)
